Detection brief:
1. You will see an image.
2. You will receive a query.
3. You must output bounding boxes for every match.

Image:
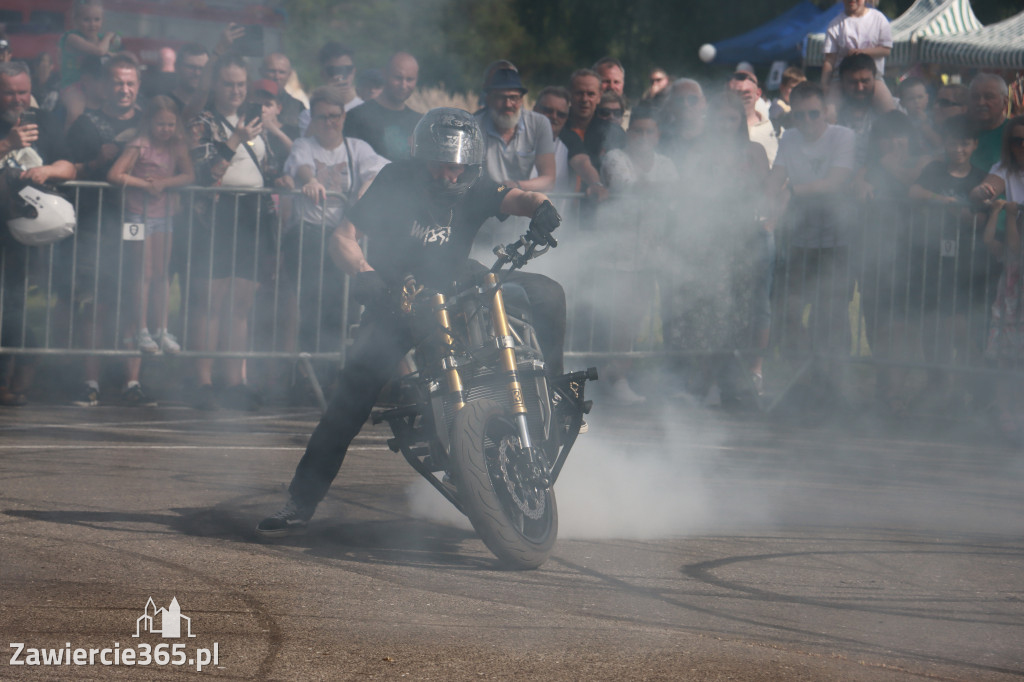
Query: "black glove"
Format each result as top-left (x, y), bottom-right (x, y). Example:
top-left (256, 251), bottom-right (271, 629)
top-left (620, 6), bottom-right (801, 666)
top-left (353, 270), bottom-right (390, 310)
top-left (527, 200), bottom-right (561, 247)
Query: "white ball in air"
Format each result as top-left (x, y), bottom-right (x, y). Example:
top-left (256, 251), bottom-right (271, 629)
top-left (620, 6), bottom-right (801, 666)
top-left (698, 43), bottom-right (716, 63)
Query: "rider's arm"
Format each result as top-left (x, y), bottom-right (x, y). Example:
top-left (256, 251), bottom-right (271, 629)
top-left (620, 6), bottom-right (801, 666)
top-left (500, 188), bottom-right (548, 218)
top-left (328, 219), bottom-right (372, 275)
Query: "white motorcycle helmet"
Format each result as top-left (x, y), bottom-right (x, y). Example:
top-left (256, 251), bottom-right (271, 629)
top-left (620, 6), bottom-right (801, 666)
top-left (7, 182), bottom-right (76, 247)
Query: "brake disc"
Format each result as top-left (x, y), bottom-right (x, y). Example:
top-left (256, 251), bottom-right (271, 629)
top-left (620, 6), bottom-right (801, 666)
top-left (497, 436), bottom-right (546, 520)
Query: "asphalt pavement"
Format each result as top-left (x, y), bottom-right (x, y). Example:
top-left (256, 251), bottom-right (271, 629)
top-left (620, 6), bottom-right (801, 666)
top-left (1, 401), bottom-right (1022, 680)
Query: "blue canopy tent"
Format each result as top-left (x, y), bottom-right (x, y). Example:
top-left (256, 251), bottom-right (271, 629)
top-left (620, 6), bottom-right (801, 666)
top-left (704, 1), bottom-right (844, 65)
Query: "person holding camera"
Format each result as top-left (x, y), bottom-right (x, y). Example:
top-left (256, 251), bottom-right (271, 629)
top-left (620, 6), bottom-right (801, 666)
top-left (186, 53), bottom-right (282, 412)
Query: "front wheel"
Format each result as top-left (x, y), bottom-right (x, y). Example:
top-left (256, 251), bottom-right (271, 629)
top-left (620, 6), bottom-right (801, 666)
top-left (449, 399), bottom-right (557, 569)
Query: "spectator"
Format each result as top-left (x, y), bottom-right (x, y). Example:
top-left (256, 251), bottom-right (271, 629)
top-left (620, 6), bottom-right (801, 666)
top-left (533, 85), bottom-right (605, 202)
top-left (767, 82), bottom-right (856, 402)
top-left (58, 0), bottom-right (121, 130)
top-left (249, 78), bottom-right (295, 158)
top-left (659, 78), bottom-right (706, 162)
top-left (165, 42), bottom-right (208, 114)
top-left (967, 73), bottom-right (1009, 172)
top-left (821, 0), bottom-right (894, 113)
top-left (186, 53), bottom-right (281, 411)
top-left (932, 83), bottom-right (968, 130)
top-left (595, 90), bottom-right (626, 129)
top-left (62, 52), bottom-right (150, 407)
top-left (769, 66), bottom-right (806, 133)
top-left (854, 111), bottom-right (929, 411)
top-left (593, 57), bottom-right (625, 96)
top-left (667, 92), bottom-right (770, 405)
top-left (642, 67), bottom-right (670, 111)
top-left (972, 115), bottom-right (1024, 215)
top-left (908, 114), bottom-right (989, 406)
top-left (596, 108), bottom-right (678, 404)
top-left (897, 76), bottom-right (937, 150)
top-left (107, 95), bottom-right (194, 358)
top-left (0, 61), bottom-right (76, 406)
top-left (281, 85), bottom-right (387, 373)
top-left (344, 52), bottom-right (421, 161)
top-left (477, 60), bottom-right (518, 111)
top-left (836, 53), bottom-right (885, 167)
top-left (563, 68), bottom-right (625, 174)
top-left (297, 42), bottom-right (362, 135)
top-left (262, 53), bottom-right (306, 132)
top-left (355, 68), bottom-right (384, 103)
top-left (29, 52), bottom-right (60, 112)
top-left (475, 68), bottom-right (554, 191)
top-left (728, 70), bottom-right (779, 165)
top-left (982, 196), bottom-right (1023, 442)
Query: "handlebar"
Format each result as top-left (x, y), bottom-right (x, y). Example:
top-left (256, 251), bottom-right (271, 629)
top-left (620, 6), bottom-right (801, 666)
top-left (490, 233), bottom-right (553, 274)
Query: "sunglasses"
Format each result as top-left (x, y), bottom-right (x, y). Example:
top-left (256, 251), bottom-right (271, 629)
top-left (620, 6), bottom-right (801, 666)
top-left (1010, 137), bottom-right (1024, 149)
top-left (535, 104), bottom-right (568, 120)
top-left (791, 109), bottom-right (822, 122)
top-left (313, 113), bottom-right (344, 123)
top-left (731, 72), bottom-right (758, 86)
top-left (936, 98), bottom-right (963, 108)
top-left (325, 65), bottom-right (355, 78)
top-left (596, 107), bottom-right (624, 119)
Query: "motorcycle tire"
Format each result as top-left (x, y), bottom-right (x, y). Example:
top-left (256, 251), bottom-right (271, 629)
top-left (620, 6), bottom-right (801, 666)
top-left (449, 398), bottom-right (558, 569)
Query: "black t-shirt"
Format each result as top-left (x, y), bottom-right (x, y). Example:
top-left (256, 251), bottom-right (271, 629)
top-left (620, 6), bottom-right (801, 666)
top-left (67, 107), bottom-right (141, 180)
top-left (348, 160), bottom-right (511, 291)
top-left (343, 99), bottom-right (422, 161)
top-left (559, 116), bottom-right (626, 171)
top-left (915, 160), bottom-right (987, 203)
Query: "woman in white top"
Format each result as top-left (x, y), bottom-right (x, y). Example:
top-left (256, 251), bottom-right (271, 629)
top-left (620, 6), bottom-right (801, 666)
top-left (186, 54), bottom-right (281, 411)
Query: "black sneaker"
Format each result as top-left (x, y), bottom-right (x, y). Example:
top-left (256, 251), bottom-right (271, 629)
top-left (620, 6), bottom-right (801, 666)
top-left (222, 383), bottom-right (263, 412)
top-left (191, 384), bottom-right (219, 411)
top-left (256, 498), bottom-right (315, 538)
top-left (71, 383), bottom-right (100, 407)
top-left (121, 383), bottom-right (157, 407)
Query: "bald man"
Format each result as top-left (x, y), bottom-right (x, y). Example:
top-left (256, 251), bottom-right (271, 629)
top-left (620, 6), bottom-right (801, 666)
top-left (343, 52), bottom-right (422, 160)
top-left (262, 52), bottom-right (306, 130)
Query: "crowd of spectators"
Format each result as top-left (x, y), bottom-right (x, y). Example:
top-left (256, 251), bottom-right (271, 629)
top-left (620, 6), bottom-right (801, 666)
top-left (1, 0), bottom-right (1023, 441)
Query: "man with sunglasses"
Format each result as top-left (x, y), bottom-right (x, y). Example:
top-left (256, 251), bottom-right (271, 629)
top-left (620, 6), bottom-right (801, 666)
top-left (727, 70), bottom-right (778, 165)
top-left (535, 85), bottom-right (607, 204)
top-left (343, 52), bottom-right (422, 162)
top-left (297, 42), bottom-right (363, 136)
top-left (768, 82), bottom-right (856, 394)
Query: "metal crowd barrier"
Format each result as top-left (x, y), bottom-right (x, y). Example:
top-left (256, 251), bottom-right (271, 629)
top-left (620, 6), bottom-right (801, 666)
top-left (0, 183), bottom-right (1013, 409)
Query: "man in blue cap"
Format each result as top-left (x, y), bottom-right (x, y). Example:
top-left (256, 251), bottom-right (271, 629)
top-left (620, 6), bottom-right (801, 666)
top-left (474, 67), bottom-right (555, 192)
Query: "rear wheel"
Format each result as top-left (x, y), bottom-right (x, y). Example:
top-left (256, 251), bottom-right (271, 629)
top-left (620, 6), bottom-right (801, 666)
top-left (449, 399), bottom-right (557, 569)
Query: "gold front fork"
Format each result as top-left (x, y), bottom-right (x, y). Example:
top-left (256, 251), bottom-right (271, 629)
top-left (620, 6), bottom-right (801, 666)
top-left (484, 272), bottom-right (528, 417)
top-left (433, 292), bottom-right (465, 411)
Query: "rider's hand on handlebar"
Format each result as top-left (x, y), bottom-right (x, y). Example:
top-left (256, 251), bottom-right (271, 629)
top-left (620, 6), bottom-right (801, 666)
top-left (527, 200), bottom-right (561, 247)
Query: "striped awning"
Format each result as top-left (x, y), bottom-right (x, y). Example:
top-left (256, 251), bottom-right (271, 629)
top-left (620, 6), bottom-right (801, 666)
top-left (918, 10), bottom-right (1024, 69)
top-left (804, 0), bottom-right (982, 67)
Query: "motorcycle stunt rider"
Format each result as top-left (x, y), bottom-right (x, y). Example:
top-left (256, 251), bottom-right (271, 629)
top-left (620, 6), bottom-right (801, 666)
top-left (257, 107), bottom-right (566, 537)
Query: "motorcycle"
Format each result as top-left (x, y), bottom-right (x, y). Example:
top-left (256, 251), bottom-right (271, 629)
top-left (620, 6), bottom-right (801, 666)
top-left (372, 228), bottom-right (597, 570)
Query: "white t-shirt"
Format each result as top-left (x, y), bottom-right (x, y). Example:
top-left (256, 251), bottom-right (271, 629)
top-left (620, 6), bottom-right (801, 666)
top-left (775, 124), bottom-right (857, 248)
top-left (284, 135), bottom-right (388, 228)
top-left (220, 113), bottom-right (266, 188)
top-left (824, 8), bottom-right (893, 75)
top-left (775, 124), bottom-right (856, 186)
top-left (990, 162), bottom-right (1024, 203)
top-left (749, 115), bottom-right (779, 166)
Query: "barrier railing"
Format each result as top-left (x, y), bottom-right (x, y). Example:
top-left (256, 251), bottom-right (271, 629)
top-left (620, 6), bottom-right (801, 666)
top-left (0, 182), bottom-right (1014, 409)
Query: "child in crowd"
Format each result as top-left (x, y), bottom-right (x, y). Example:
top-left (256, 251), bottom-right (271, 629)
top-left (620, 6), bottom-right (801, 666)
top-left (59, 0), bottom-right (121, 128)
top-left (108, 95), bottom-right (195, 356)
top-left (821, 0), bottom-right (895, 114)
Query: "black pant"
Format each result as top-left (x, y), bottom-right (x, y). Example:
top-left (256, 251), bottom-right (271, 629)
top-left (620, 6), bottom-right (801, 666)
top-left (287, 265), bottom-right (566, 509)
